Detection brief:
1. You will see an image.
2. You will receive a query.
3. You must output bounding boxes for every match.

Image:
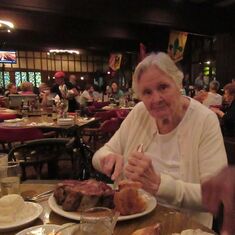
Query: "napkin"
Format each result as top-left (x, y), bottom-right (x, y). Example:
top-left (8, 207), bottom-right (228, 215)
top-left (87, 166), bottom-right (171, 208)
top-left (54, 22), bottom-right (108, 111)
top-left (172, 229), bottom-right (213, 235)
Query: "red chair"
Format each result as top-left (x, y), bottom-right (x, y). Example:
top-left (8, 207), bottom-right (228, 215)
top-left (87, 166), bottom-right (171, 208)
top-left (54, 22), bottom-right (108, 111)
top-left (0, 113), bottom-right (17, 122)
top-left (93, 101), bottom-right (110, 109)
top-left (82, 118), bottom-right (120, 150)
top-left (115, 109), bottom-right (130, 123)
top-left (94, 110), bottom-right (117, 122)
top-left (0, 127), bottom-right (44, 153)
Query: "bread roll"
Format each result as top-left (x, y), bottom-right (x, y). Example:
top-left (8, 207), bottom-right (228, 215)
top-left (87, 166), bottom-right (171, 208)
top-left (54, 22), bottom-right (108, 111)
top-left (114, 187), bottom-right (146, 215)
top-left (131, 224), bottom-right (161, 235)
top-left (172, 229), bottom-right (213, 234)
top-left (118, 179), bottom-right (142, 191)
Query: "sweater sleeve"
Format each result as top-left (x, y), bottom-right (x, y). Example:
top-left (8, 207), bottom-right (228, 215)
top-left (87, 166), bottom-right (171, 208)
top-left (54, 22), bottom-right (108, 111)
top-left (157, 174), bottom-right (202, 210)
top-left (157, 112), bottom-right (227, 211)
top-left (92, 104), bottom-right (139, 172)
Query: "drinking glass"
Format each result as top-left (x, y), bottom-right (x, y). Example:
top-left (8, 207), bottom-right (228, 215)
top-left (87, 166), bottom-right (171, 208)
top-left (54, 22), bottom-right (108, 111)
top-left (0, 162), bottom-right (20, 196)
top-left (80, 207), bottom-right (117, 235)
top-left (0, 154), bottom-right (8, 195)
top-left (74, 110), bottom-right (81, 122)
top-left (41, 112), bottom-right (48, 122)
top-left (0, 153), bottom-right (8, 166)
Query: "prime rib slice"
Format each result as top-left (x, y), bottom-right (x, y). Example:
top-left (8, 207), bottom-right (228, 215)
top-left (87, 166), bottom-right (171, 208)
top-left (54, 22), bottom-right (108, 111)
top-left (53, 179), bottom-right (115, 211)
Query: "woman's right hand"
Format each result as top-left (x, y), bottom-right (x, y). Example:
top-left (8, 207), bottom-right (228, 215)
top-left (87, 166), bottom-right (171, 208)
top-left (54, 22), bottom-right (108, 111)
top-left (100, 153), bottom-right (124, 180)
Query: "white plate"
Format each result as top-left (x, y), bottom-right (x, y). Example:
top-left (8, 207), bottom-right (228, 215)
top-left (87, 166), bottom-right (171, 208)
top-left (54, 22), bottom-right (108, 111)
top-left (0, 202), bottom-right (43, 232)
top-left (16, 224), bottom-right (61, 235)
top-left (4, 118), bottom-right (23, 123)
top-left (48, 190), bottom-right (157, 221)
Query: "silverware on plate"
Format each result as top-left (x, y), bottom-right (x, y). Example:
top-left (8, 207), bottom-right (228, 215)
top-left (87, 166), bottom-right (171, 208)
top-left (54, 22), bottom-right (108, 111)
top-left (24, 189), bottom-right (53, 202)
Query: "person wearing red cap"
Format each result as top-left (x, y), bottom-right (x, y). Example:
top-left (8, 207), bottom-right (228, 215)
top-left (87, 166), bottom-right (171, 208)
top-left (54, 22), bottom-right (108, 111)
top-left (51, 71), bottom-right (79, 112)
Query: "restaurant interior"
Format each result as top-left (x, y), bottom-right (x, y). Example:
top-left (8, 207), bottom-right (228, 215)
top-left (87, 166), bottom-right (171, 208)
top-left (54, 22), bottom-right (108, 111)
top-left (0, 1), bottom-right (235, 235)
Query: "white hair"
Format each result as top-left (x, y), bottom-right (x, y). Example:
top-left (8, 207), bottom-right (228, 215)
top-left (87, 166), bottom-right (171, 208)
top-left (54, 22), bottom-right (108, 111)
top-left (133, 52), bottom-right (183, 96)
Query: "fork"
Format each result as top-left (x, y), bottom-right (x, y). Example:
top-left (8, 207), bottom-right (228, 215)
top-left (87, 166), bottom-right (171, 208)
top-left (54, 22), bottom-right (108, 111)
top-left (113, 144), bottom-right (144, 190)
top-left (24, 189), bottom-right (54, 202)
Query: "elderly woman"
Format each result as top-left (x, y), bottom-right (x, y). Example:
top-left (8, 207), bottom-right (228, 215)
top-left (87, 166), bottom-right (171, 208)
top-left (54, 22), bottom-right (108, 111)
top-left (211, 82), bottom-right (235, 137)
top-left (92, 52), bottom-right (227, 228)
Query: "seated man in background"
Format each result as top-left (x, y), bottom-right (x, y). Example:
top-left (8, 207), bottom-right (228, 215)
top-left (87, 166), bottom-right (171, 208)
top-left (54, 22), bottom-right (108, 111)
top-left (51, 71), bottom-right (79, 112)
top-left (80, 84), bottom-right (94, 107)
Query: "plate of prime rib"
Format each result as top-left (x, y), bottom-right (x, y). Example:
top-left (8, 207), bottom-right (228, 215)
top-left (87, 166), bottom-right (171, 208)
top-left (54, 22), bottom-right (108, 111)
top-left (48, 179), bottom-right (157, 221)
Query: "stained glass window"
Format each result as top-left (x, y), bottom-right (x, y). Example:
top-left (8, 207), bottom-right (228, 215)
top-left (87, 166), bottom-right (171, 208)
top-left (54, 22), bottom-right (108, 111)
top-left (21, 72), bottom-right (27, 82)
top-left (28, 72), bottom-right (35, 84)
top-left (4, 72), bottom-right (10, 87)
top-left (14, 71), bottom-right (42, 88)
top-left (0, 72), bottom-right (3, 87)
top-left (35, 72), bottom-right (41, 87)
top-left (0, 72), bottom-right (10, 88)
top-left (15, 72), bottom-right (21, 87)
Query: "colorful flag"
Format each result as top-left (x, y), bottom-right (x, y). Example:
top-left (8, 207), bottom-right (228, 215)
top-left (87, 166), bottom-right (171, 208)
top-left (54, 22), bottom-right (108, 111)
top-left (168, 31), bottom-right (188, 62)
top-left (139, 43), bottom-right (146, 62)
top-left (109, 53), bottom-right (122, 71)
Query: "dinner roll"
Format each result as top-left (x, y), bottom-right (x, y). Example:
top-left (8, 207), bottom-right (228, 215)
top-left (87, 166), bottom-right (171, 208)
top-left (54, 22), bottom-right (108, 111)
top-left (131, 224), bottom-right (161, 235)
top-left (172, 229), bottom-right (213, 234)
top-left (0, 194), bottom-right (25, 223)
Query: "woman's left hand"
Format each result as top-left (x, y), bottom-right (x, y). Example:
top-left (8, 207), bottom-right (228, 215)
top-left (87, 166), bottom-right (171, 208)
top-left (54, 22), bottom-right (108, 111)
top-left (124, 151), bottom-right (161, 195)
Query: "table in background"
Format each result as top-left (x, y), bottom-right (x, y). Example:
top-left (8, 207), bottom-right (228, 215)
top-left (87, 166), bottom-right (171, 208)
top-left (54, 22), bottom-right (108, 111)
top-left (0, 116), bottom-right (100, 179)
top-left (4, 183), bottom-right (216, 235)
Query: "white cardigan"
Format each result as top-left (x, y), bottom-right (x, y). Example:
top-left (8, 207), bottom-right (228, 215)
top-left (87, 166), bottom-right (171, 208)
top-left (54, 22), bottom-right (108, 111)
top-left (93, 98), bottom-right (227, 227)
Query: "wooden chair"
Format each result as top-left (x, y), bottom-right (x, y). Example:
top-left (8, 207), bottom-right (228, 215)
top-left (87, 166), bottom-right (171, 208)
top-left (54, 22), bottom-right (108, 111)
top-left (81, 118), bottom-right (120, 151)
top-left (76, 139), bottom-right (112, 183)
top-left (93, 101), bottom-right (110, 109)
top-left (8, 137), bottom-right (75, 181)
top-left (115, 109), bottom-right (130, 123)
top-left (94, 110), bottom-right (117, 122)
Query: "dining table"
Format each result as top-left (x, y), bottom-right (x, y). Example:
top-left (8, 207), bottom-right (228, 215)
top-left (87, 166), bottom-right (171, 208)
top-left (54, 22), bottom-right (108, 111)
top-left (0, 116), bottom-right (100, 180)
top-left (2, 182), bottom-right (216, 235)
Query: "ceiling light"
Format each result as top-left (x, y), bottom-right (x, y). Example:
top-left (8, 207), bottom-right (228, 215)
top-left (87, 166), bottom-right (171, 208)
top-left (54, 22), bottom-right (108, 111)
top-left (49, 49), bottom-right (80, 55)
top-left (0, 20), bottom-right (14, 31)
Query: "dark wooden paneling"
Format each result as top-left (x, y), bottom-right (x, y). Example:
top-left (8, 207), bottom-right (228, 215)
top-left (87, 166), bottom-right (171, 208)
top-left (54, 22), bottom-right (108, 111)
top-left (216, 33), bottom-right (235, 86)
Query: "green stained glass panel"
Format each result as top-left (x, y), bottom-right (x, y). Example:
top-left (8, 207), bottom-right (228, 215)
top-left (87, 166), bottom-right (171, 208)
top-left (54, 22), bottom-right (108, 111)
top-left (0, 72), bottom-right (3, 87)
top-left (35, 72), bottom-right (41, 87)
top-left (4, 72), bottom-right (10, 87)
top-left (28, 72), bottom-right (35, 84)
top-left (21, 72), bottom-right (27, 82)
top-left (15, 72), bottom-right (21, 87)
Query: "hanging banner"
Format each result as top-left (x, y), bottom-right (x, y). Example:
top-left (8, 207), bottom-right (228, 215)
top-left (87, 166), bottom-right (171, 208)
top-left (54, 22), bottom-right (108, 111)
top-left (109, 53), bottom-right (122, 71)
top-left (139, 42), bottom-right (146, 62)
top-left (168, 31), bottom-right (188, 62)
